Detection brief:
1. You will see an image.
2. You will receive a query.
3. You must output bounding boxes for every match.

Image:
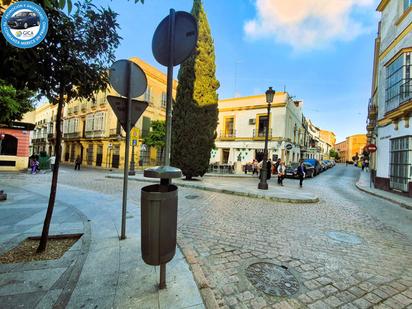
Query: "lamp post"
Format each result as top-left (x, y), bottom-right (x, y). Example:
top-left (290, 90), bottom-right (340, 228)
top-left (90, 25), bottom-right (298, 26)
top-left (0, 132), bottom-right (5, 155)
top-left (258, 87), bottom-right (275, 190)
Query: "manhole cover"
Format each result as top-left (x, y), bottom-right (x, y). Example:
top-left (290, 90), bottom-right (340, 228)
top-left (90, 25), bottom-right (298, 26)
top-left (326, 231), bottom-right (362, 244)
top-left (245, 263), bottom-right (300, 297)
top-left (185, 195), bottom-right (199, 200)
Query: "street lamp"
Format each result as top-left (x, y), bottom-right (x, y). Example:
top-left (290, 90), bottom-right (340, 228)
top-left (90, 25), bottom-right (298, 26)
top-left (258, 87), bottom-right (275, 190)
top-left (0, 132), bottom-right (5, 155)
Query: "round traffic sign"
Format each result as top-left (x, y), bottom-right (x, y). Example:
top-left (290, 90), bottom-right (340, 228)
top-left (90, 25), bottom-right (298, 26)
top-left (285, 143), bottom-right (293, 150)
top-left (152, 11), bottom-right (198, 66)
top-left (366, 144), bottom-right (377, 153)
top-left (109, 60), bottom-right (147, 98)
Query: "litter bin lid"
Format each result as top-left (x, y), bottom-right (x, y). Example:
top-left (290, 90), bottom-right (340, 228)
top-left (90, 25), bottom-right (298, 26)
top-left (144, 166), bottom-right (182, 179)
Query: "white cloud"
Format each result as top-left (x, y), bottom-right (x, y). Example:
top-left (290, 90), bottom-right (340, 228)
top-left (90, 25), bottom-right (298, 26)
top-left (244, 0), bottom-right (375, 50)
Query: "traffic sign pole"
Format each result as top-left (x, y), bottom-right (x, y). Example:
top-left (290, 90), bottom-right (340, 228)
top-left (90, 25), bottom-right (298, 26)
top-left (164, 8), bottom-right (175, 167)
top-left (120, 61), bottom-right (133, 240)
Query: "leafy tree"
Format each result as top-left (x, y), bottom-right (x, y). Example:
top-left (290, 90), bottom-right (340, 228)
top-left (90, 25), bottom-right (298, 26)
top-left (171, 0), bottom-right (219, 180)
top-left (0, 80), bottom-right (34, 124)
top-left (143, 120), bottom-right (166, 163)
top-left (0, 1), bottom-right (120, 252)
top-left (329, 149), bottom-right (338, 158)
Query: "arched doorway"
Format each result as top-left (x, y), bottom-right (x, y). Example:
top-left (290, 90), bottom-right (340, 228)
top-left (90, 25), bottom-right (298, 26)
top-left (0, 134), bottom-right (18, 155)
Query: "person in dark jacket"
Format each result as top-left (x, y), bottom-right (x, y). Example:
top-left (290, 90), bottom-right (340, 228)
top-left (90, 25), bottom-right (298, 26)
top-left (297, 160), bottom-right (306, 188)
top-left (74, 156), bottom-right (81, 170)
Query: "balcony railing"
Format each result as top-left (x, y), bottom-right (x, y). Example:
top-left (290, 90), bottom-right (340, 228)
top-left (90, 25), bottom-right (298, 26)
top-left (253, 128), bottom-right (272, 139)
top-left (368, 104), bottom-right (377, 119)
top-left (85, 130), bottom-right (106, 138)
top-left (63, 132), bottom-right (81, 139)
top-left (219, 130), bottom-right (236, 140)
top-left (32, 137), bottom-right (46, 143)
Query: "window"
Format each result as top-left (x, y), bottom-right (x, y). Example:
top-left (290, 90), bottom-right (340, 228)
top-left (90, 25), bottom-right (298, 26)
top-left (390, 136), bottom-right (412, 192)
top-left (224, 117), bottom-right (235, 138)
top-left (161, 92), bottom-right (167, 109)
top-left (85, 114), bottom-right (94, 132)
top-left (404, 0), bottom-right (412, 11)
top-left (257, 115), bottom-right (269, 137)
top-left (385, 52), bottom-right (411, 111)
top-left (142, 116), bottom-right (151, 138)
top-left (94, 112), bottom-right (105, 131)
top-left (144, 87), bottom-right (152, 103)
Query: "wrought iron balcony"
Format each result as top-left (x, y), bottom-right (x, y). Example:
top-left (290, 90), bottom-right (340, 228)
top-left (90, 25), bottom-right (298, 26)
top-left (63, 132), bottom-right (81, 139)
top-left (253, 128), bottom-right (272, 139)
top-left (85, 130), bottom-right (106, 138)
top-left (219, 130), bottom-right (236, 140)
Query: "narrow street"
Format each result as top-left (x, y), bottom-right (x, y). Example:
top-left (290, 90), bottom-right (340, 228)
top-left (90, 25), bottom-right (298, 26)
top-left (3, 164), bottom-right (411, 308)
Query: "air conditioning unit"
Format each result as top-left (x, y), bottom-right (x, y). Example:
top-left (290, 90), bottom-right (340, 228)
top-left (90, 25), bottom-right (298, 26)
top-left (249, 118), bottom-right (256, 125)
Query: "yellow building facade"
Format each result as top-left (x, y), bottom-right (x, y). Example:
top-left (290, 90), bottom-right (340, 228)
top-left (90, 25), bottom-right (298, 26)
top-left (22, 103), bottom-right (59, 156)
top-left (60, 57), bottom-right (176, 169)
top-left (335, 134), bottom-right (367, 162)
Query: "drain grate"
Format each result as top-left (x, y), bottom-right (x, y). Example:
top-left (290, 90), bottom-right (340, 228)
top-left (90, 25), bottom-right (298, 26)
top-left (185, 195), bottom-right (199, 200)
top-left (326, 231), bottom-right (362, 245)
top-left (246, 262), bottom-right (300, 297)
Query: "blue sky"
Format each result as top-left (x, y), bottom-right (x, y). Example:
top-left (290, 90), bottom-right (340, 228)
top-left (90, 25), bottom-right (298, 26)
top-left (99, 0), bottom-right (380, 142)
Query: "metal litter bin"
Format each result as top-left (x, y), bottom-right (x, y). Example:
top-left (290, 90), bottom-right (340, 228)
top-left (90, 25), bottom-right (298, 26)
top-left (141, 166), bottom-right (182, 288)
top-left (141, 183), bottom-right (178, 265)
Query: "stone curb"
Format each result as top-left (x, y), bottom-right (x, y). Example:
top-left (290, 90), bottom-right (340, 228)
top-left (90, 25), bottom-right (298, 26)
top-left (177, 233), bottom-right (219, 309)
top-left (106, 175), bottom-right (319, 204)
top-left (355, 181), bottom-right (412, 211)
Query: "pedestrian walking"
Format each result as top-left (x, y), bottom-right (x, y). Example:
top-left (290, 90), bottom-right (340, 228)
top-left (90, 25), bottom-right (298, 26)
top-left (252, 159), bottom-right (258, 176)
top-left (48, 154), bottom-right (56, 172)
top-left (297, 161), bottom-right (306, 188)
top-left (274, 158), bottom-right (281, 184)
top-left (30, 156), bottom-right (39, 174)
top-left (365, 159), bottom-right (369, 172)
top-left (361, 160), bottom-right (365, 171)
top-left (277, 161), bottom-right (286, 186)
top-left (74, 156), bottom-right (81, 170)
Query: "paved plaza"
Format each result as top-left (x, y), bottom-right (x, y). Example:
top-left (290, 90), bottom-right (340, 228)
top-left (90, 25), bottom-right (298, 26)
top-left (0, 164), bottom-right (412, 308)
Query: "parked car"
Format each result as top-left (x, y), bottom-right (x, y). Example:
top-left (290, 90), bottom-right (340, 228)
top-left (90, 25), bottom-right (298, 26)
top-left (321, 160), bottom-right (331, 169)
top-left (7, 11), bottom-right (40, 29)
top-left (320, 161), bottom-right (328, 171)
top-left (304, 159), bottom-right (321, 176)
top-left (285, 162), bottom-right (315, 178)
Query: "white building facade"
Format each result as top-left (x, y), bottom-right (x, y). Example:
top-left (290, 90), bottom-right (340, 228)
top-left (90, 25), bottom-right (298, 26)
top-left (371, 0), bottom-right (412, 196)
top-left (212, 93), bottom-right (305, 165)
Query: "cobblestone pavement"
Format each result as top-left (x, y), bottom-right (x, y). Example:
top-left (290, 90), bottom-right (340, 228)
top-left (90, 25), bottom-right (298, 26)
top-left (18, 164), bottom-right (412, 308)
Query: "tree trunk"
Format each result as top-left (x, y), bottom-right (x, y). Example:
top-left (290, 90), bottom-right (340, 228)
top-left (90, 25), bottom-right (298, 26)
top-left (37, 89), bottom-right (64, 252)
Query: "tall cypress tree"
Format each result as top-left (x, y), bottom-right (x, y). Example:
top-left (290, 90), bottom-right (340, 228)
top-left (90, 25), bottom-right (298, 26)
top-left (171, 0), bottom-right (219, 179)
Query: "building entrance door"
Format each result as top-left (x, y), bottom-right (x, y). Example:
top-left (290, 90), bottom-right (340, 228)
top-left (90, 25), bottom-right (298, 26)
top-left (222, 149), bottom-right (230, 163)
top-left (96, 145), bottom-right (103, 167)
top-left (255, 150), bottom-right (264, 162)
top-left (112, 144), bottom-right (120, 168)
top-left (87, 144), bottom-right (93, 165)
